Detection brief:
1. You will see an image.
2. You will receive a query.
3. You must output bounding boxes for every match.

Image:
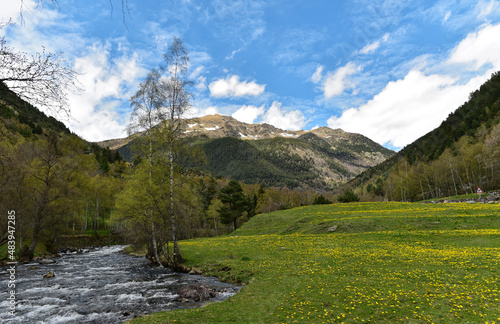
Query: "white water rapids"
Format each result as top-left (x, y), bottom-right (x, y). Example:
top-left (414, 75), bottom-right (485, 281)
top-left (0, 245), bottom-right (239, 323)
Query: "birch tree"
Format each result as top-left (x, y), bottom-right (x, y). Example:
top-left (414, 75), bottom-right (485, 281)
top-left (121, 37), bottom-right (192, 267)
top-left (127, 68), bottom-right (165, 266)
top-left (161, 36), bottom-right (193, 265)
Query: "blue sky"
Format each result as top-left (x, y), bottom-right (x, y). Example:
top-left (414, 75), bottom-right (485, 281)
top-left (2, 0), bottom-right (500, 150)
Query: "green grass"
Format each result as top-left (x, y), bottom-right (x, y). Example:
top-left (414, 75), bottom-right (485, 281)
top-left (130, 202), bottom-right (500, 323)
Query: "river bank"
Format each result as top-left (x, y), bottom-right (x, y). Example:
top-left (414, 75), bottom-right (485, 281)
top-left (0, 245), bottom-right (240, 323)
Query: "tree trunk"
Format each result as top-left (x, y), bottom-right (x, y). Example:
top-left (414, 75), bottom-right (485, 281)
top-left (95, 193), bottom-right (100, 232)
top-left (448, 157), bottom-right (458, 196)
top-left (149, 131), bottom-right (162, 268)
top-left (170, 148), bottom-right (182, 265)
top-left (25, 217), bottom-right (41, 260)
top-left (83, 199), bottom-right (88, 233)
top-left (418, 174), bottom-right (425, 200)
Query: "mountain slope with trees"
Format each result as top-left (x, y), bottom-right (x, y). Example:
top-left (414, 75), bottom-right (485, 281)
top-left (100, 115), bottom-right (394, 191)
top-left (347, 71), bottom-right (500, 201)
top-left (0, 82), bottom-right (127, 259)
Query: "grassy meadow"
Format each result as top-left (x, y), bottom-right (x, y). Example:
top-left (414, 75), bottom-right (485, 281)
top-left (130, 202), bottom-right (500, 323)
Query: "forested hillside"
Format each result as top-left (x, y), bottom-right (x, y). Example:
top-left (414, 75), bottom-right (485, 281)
top-left (102, 115), bottom-right (394, 191)
top-left (0, 82), bottom-right (127, 259)
top-left (348, 71), bottom-right (500, 201)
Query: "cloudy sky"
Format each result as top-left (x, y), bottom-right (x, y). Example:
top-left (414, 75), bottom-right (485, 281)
top-left (2, 0), bottom-right (500, 150)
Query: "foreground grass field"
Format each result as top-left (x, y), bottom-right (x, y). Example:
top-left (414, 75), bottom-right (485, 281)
top-left (130, 202), bottom-right (500, 323)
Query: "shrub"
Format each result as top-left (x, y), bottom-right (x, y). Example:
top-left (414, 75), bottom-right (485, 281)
top-left (338, 189), bottom-right (360, 203)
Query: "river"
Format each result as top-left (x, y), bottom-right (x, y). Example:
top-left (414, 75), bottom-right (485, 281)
top-left (0, 245), bottom-right (240, 323)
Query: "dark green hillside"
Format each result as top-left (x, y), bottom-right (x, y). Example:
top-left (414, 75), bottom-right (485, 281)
top-left (116, 126), bottom-right (393, 191)
top-left (0, 82), bottom-right (70, 136)
top-left (349, 71), bottom-right (500, 200)
top-left (201, 135), bottom-right (390, 190)
top-left (403, 71), bottom-right (500, 163)
top-left (202, 137), bottom-right (316, 188)
top-left (0, 82), bottom-right (127, 260)
top-left (0, 82), bottom-right (123, 172)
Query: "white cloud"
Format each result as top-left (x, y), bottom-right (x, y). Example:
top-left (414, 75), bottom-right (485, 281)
top-left (189, 66), bottom-right (207, 91)
top-left (195, 76), bottom-right (207, 91)
top-left (1, 1), bottom-right (73, 56)
top-left (360, 40), bottom-right (380, 54)
top-left (67, 44), bottom-right (146, 141)
top-left (327, 70), bottom-right (487, 149)
top-left (209, 75), bottom-right (265, 98)
top-left (189, 66), bottom-right (204, 79)
top-left (476, 0), bottom-right (499, 19)
top-left (359, 33), bottom-right (390, 54)
top-left (323, 62), bottom-right (361, 99)
top-left (261, 101), bottom-right (306, 131)
top-left (232, 105), bottom-right (265, 124)
top-left (225, 48), bottom-right (242, 60)
top-left (443, 11), bottom-right (451, 23)
top-left (448, 23), bottom-right (500, 70)
top-left (327, 22), bottom-right (500, 149)
top-left (311, 65), bottom-right (324, 84)
top-left (185, 105), bottom-right (219, 119)
top-left (1, 0), bottom-right (26, 24)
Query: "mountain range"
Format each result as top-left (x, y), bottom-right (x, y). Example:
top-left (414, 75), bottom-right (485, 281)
top-left (98, 114), bottom-right (394, 190)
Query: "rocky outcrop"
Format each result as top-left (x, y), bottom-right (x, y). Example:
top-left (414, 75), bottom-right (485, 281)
top-left (327, 225), bottom-right (338, 232)
top-left (43, 272), bottom-right (55, 278)
top-left (177, 285), bottom-right (216, 302)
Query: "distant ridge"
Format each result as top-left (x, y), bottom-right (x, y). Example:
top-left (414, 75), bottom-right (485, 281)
top-left (100, 114), bottom-right (392, 154)
top-left (98, 114), bottom-right (394, 191)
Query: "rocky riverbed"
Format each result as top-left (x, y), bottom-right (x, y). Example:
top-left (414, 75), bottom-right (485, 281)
top-left (0, 245), bottom-right (240, 323)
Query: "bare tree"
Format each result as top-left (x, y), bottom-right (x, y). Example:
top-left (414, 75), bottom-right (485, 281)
top-left (0, 37), bottom-right (78, 117)
top-left (17, 0), bottom-right (131, 26)
top-left (0, 0), bottom-right (134, 119)
top-left (162, 36), bottom-right (193, 265)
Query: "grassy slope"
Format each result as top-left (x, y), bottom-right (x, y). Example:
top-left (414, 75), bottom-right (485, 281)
top-left (130, 202), bottom-right (500, 323)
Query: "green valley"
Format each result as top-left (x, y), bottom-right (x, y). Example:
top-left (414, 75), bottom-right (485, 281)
top-left (130, 201), bottom-right (500, 324)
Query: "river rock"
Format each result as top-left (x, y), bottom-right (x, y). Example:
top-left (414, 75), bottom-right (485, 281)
top-left (178, 285), bottom-right (216, 302)
top-left (327, 225), bottom-right (338, 233)
top-left (43, 272), bottom-right (55, 278)
top-left (39, 258), bottom-right (56, 264)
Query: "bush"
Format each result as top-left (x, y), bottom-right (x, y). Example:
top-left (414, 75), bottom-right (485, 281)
top-left (312, 195), bottom-right (332, 205)
top-left (338, 189), bottom-right (360, 203)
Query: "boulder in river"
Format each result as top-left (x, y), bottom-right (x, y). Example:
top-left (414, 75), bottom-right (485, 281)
top-left (43, 272), bottom-right (55, 278)
top-left (177, 285), bottom-right (216, 302)
top-left (39, 258), bottom-right (56, 264)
